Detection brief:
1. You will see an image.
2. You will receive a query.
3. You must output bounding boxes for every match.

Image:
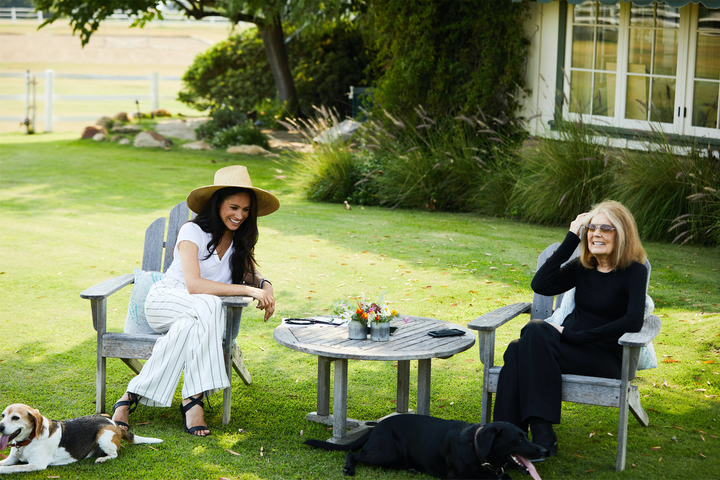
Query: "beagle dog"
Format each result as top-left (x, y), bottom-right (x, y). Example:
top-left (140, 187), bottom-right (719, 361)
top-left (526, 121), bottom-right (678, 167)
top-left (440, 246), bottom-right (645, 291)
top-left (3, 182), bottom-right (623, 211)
top-left (0, 404), bottom-right (162, 474)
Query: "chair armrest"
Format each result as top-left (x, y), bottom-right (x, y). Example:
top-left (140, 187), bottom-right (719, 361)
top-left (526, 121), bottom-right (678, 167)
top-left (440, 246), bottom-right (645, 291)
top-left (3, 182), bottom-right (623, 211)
top-left (467, 302), bottom-right (532, 332)
top-left (222, 296), bottom-right (253, 308)
top-left (80, 273), bottom-right (135, 300)
top-left (619, 314), bottom-right (661, 347)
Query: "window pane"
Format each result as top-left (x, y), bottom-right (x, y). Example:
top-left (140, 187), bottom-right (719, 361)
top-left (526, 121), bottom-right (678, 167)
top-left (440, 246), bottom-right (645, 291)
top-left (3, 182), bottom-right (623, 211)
top-left (656, 4), bottom-right (680, 29)
top-left (596, 28), bottom-right (618, 70)
top-left (628, 28), bottom-right (652, 74)
top-left (572, 26), bottom-right (595, 69)
top-left (593, 72), bottom-right (616, 116)
top-left (598, 4), bottom-right (620, 26)
top-left (696, 31), bottom-right (720, 81)
top-left (693, 81), bottom-right (719, 128)
top-left (570, 71), bottom-right (593, 114)
top-left (626, 75), bottom-right (650, 120)
top-left (650, 77), bottom-right (676, 123)
top-left (574, 3), bottom-right (595, 24)
top-left (654, 29), bottom-right (678, 76)
top-left (630, 4), bottom-right (654, 27)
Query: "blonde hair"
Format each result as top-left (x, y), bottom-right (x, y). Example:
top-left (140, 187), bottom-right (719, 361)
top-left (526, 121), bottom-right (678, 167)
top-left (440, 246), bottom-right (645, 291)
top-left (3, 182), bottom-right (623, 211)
top-left (580, 200), bottom-right (647, 270)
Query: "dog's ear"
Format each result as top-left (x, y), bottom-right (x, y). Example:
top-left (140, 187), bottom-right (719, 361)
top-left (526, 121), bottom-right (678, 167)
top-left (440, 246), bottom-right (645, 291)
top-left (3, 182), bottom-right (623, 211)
top-left (28, 407), bottom-right (45, 439)
top-left (476, 424), bottom-right (500, 459)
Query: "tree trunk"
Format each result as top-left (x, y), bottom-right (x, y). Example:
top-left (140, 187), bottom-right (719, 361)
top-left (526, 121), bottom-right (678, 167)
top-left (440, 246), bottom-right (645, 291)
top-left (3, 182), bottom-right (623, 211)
top-left (257, 14), bottom-right (298, 115)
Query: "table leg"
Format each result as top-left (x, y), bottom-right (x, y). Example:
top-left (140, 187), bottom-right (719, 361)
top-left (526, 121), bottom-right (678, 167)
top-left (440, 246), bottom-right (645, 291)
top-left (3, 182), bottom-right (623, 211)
top-left (417, 358), bottom-right (431, 416)
top-left (222, 307), bottom-right (235, 425)
top-left (333, 359), bottom-right (348, 438)
top-left (317, 356), bottom-right (331, 417)
top-left (396, 360), bottom-right (410, 413)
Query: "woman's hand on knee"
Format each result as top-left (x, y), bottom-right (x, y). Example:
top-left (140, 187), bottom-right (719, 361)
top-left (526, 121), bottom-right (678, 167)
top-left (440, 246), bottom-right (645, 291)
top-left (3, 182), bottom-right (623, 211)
top-left (251, 287), bottom-right (275, 322)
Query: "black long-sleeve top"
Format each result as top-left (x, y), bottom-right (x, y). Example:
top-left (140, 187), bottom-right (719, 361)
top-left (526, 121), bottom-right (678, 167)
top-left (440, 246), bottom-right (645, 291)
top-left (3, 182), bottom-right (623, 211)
top-left (530, 232), bottom-right (647, 358)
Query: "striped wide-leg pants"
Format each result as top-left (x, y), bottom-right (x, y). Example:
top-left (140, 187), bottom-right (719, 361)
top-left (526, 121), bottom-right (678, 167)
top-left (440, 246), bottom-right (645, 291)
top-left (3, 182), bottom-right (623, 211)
top-left (127, 276), bottom-right (230, 407)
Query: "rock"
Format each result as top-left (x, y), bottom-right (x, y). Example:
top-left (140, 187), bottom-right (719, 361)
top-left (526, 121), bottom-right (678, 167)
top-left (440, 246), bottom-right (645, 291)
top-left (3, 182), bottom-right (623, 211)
top-left (313, 119), bottom-right (361, 144)
top-left (119, 138), bottom-right (130, 145)
top-left (134, 130), bottom-right (173, 148)
top-left (132, 111), bottom-right (151, 119)
top-left (151, 109), bottom-right (172, 117)
top-left (182, 140), bottom-right (214, 150)
top-left (227, 145), bottom-right (270, 155)
top-left (111, 124), bottom-right (142, 134)
top-left (109, 135), bottom-right (125, 142)
top-left (81, 125), bottom-right (107, 139)
top-left (155, 117), bottom-right (211, 141)
top-left (92, 133), bottom-right (106, 142)
top-left (96, 116), bottom-right (113, 129)
top-left (113, 112), bottom-right (130, 122)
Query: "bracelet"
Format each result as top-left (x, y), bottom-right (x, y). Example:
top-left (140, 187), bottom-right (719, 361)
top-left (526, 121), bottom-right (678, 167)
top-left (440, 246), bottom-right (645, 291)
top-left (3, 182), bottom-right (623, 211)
top-left (259, 278), bottom-right (272, 289)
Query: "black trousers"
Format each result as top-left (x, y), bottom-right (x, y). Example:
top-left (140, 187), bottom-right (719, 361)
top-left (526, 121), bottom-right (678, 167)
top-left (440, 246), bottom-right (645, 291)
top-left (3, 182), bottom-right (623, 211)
top-left (493, 320), bottom-right (621, 427)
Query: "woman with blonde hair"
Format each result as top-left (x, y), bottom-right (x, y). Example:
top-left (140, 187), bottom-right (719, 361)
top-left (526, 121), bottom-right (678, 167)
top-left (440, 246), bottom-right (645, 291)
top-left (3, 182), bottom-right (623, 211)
top-left (493, 200), bottom-right (648, 459)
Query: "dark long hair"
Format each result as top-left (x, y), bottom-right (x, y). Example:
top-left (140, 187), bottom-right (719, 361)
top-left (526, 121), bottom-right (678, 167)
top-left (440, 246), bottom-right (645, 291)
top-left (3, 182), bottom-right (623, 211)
top-left (191, 187), bottom-right (259, 285)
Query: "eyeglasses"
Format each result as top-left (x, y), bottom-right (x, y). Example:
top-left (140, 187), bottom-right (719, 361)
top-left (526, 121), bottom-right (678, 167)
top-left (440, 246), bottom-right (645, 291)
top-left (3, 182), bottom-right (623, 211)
top-left (586, 223), bottom-right (616, 234)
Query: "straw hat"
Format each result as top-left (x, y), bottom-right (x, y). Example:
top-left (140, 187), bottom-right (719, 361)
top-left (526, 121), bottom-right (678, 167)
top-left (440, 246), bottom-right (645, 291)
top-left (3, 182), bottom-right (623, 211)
top-left (186, 165), bottom-right (280, 216)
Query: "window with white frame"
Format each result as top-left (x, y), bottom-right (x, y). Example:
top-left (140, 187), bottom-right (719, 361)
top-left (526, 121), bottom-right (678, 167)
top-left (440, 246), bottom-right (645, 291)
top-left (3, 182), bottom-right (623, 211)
top-left (565, 1), bottom-right (720, 139)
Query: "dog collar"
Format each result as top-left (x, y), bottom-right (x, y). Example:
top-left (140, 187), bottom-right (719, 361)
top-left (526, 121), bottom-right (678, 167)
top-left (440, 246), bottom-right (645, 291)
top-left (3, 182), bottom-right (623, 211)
top-left (473, 426), bottom-right (506, 479)
top-left (10, 431), bottom-right (35, 448)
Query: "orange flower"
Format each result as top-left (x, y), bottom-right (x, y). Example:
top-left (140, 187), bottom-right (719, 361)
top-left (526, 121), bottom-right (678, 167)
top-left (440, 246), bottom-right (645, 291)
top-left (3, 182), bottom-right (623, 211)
top-left (356, 308), bottom-right (364, 315)
top-left (362, 312), bottom-right (368, 319)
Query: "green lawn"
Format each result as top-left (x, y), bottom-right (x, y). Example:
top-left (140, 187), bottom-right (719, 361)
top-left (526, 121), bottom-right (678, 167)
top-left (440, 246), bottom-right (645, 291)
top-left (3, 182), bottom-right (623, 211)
top-left (0, 133), bottom-right (718, 479)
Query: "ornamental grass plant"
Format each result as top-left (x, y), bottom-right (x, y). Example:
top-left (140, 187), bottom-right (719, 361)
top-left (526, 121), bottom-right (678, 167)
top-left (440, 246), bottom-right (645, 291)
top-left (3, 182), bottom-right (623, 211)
top-left (511, 118), bottom-right (617, 226)
top-left (613, 129), bottom-right (720, 245)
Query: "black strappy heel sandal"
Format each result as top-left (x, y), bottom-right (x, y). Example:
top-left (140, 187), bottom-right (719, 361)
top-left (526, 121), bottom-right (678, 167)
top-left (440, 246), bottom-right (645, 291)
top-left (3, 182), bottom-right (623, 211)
top-left (180, 395), bottom-right (211, 436)
top-left (111, 392), bottom-right (140, 430)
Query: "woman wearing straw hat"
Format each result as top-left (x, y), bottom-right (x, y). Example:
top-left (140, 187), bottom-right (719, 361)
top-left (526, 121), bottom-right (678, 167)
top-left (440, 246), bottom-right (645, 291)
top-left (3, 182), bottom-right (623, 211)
top-left (111, 165), bottom-right (279, 436)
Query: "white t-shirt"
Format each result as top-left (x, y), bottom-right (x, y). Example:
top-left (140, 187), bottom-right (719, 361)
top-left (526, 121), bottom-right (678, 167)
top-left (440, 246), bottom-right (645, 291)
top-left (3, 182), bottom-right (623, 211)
top-left (165, 222), bottom-right (234, 286)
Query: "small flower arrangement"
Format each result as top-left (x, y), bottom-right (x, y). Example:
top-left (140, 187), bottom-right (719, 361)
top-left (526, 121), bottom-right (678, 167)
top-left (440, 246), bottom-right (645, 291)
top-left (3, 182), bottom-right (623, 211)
top-left (332, 294), bottom-right (400, 326)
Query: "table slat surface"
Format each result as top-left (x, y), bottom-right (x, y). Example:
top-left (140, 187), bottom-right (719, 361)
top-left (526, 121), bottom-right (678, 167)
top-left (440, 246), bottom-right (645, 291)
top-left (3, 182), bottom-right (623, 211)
top-left (274, 316), bottom-right (475, 361)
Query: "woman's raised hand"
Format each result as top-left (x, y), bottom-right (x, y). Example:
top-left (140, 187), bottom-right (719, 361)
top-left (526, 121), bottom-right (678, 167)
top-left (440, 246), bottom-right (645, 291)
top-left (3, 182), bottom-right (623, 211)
top-left (569, 212), bottom-right (592, 237)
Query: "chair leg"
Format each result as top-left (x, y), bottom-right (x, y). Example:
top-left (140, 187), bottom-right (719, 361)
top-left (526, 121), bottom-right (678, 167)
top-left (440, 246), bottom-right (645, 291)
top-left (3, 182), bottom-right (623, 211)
top-left (96, 356), bottom-right (106, 415)
top-left (232, 343), bottom-right (252, 385)
top-left (121, 358), bottom-right (143, 374)
top-left (628, 386), bottom-right (649, 426)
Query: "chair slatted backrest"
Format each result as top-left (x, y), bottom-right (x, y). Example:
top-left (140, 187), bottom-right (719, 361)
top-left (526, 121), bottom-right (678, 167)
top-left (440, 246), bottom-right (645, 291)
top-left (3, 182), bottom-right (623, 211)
top-left (530, 242), bottom-right (651, 321)
top-left (141, 202), bottom-right (191, 274)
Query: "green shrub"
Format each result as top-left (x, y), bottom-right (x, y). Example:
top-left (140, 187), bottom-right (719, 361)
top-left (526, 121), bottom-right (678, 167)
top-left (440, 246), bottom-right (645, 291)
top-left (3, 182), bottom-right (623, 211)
top-left (178, 29), bottom-right (274, 113)
top-left (511, 120), bottom-right (616, 225)
top-left (195, 106), bottom-right (247, 141)
top-left (179, 21), bottom-right (375, 119)
top-left (208, 122), bottom-right (271, 150)
top-left (369, 0), bottom-right (529, 122)
top-left (615, 132), bottom-right (720, 245)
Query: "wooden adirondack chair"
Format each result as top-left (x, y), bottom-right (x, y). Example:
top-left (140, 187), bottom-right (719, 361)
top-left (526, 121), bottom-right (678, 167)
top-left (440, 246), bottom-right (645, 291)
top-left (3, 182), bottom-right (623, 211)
top-left (467, 242), bottom-right (661, 471)
top-left (80, 201), bottom-right (252, 424)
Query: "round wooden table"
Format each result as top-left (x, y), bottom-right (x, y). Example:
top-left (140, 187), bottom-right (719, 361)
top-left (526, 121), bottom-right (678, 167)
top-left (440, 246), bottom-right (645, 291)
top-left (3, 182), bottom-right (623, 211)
top-left (273, 315), bottom-right (475, 443)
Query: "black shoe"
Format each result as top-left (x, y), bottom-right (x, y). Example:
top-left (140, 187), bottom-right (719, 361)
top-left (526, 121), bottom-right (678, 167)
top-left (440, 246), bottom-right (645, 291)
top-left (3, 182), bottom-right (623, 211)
top-left (180, 395), bottom-right (211, 436)
top-left (529, 418), bottom-right (558, 458)
top-left (112, 392), bottom-right (140, 430)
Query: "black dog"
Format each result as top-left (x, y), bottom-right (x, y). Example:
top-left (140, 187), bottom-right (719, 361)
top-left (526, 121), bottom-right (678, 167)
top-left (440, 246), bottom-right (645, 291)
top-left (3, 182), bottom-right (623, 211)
top-left (304, 415), bottom-right (544, 479)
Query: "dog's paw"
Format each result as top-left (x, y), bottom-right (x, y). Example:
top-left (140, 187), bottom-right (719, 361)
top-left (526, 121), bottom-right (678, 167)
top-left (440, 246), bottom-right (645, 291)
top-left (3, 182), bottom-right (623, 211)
top-left (342, 467), bottom-right (356, 476)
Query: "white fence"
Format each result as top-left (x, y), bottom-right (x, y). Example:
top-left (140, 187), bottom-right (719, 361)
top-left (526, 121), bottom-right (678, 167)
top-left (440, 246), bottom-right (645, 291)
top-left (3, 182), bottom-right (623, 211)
top-left (0, 7), bottom-right (230, 25)
top-left (0, 70), bottom-right (181, 132)
top-left (0, 7), bottom-right (43, 24)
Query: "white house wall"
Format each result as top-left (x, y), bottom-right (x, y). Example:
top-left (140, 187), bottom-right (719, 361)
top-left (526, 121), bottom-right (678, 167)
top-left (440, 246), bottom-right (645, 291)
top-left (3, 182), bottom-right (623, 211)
top-left (520, 1), bottom-right (562, 136)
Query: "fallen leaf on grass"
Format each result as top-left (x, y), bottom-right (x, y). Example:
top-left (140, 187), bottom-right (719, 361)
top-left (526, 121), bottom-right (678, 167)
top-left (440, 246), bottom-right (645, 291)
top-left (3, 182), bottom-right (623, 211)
top-left (583, 470), bottom-right (594, 474)
top-left (47, 477), bottom-right (60, 479)
top-left (589, 431), bottom-right (596, 437)
top-left (226, 449), bottom-right (241, 456)
top-left (147, 445), bottom-right (158, 451)
top-left (260, 446), bottom-right (264, 457)
top-left (136, 421), bottom-right (150, 425)
top-left (663, 358), bottom-right (681, 363)
top-left (673, 426), bottom-right (685, 430)
top-left (701, 435), bottom-right (705, 441)
top-left (651, 447), bottom-right (661, 450)
top-left (573, 454), bottom-right (584, 458)
top-left (696, 388), bottom-right (707, 392)
top-left (702, 360), bottom-right (715, 364)
top-left (700, 453), bottom-right (706, 458)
